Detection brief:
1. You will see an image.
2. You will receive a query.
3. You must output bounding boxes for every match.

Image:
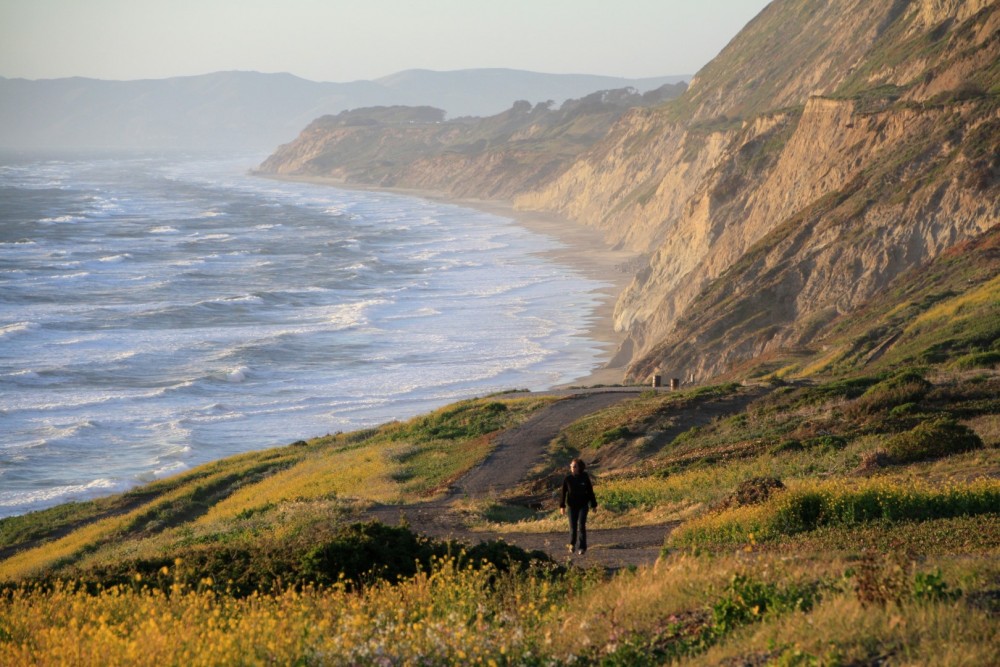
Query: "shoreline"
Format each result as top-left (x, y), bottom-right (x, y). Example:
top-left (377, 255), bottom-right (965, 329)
top-left (259, 173), bottom-right (638, 388)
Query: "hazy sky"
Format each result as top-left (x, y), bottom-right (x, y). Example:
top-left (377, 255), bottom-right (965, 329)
top-left (1, 0), bottom-right (772, 82)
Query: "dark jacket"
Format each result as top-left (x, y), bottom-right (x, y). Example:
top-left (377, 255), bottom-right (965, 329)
top-left (560, 472), bottom-right (597, 510)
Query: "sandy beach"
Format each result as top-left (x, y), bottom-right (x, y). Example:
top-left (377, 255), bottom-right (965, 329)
top-left (258, 174), bottom-right (639, 387)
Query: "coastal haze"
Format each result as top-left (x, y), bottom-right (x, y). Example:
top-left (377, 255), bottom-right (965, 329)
top-left (0, 69), bottom-right (686, 151)
top-left (0, 0), bottom-right (770, 152)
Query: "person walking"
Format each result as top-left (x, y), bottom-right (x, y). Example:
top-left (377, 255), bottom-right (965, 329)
top-left (559, 458), bottom-right (597, 555)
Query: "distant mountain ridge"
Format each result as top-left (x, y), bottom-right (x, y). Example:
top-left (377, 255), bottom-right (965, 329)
top-left (371, 68), bottom-right (683, 117)
top-left (0, 69), bottom-right (685, 152)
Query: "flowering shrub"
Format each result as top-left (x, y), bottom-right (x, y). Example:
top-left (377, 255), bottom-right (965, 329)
top-left (882, 416), bottom-right (983, 463)
top-left (28, 522), bottom-right (551, 599)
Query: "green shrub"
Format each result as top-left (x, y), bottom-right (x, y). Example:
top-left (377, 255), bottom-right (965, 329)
top-left (772, 481), bottom-right (997, 531)
top-left (912, 568), bottom-right (962, 603)
top-left (889, 402), bottom-right (920, 417)
top-left (769, 491), bottom-right (825, 535)
top-left (301, 522), bottom-right (547, 587)
top-left (711, 574), bottom-right (819, 633)
top-left (400, 400), bottom-right (510, 442)
top-left (803, 434), bottom-right (849, 450)
top-left (594, 425), bottom-right (632, 447)
top-left (462, 540), bottom-right (551, 573)
top-left (883, 417), bottom-right (983, 463)
top-left (853, 370), bottom-right (932, 414)
top-left (770, 439), bottom-right (803, 455)
top-left (672, 425), bottom-right (702, 446)
top-left (39, 522), bottom-right (550, 597)
top-left (300, 522), bottom-right (435, 586)
top-left (800, 376), bottom-right (880, 405)
top-left (952, 351), bottom-right (1000, 370)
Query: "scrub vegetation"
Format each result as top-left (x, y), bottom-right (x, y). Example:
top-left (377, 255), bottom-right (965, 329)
top-left (3, 173), bottom-right (999, 667)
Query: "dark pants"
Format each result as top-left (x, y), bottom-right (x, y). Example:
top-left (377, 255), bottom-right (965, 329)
top-left (568, 505), bottom-right (590, 551)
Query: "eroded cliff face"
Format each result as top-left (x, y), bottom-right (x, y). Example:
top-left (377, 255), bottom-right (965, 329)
top-left (629, 98), bottom-right (999, 382)
top-left (516, 0), bottom-right (1000, 382)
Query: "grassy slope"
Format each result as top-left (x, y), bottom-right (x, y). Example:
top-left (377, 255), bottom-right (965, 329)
top-left (0, 395), bottom-right (554, 580)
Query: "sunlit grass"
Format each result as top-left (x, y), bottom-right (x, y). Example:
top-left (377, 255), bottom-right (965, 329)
top-left (196, 441), bottom-right (401, 525)
top-left (797, 345), bottom-right (847, 377)
top-left (670, 477), bottom-right (1000, 548)
top-left (0, 454), bottom-right (298, 580)
top-left (0, 513), bottom-right (129, 581)
top-left (4, 544), bottom-right (996, 665)
top-left (909, 274), bottom-right (1000, 328)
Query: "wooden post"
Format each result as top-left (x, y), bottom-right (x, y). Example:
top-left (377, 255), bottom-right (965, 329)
top-left (651, 374), bottom-right (662, 388)
top-left (670, 378), bottom-right (680, 390)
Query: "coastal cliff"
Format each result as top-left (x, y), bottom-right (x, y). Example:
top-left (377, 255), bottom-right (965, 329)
top-left (516, 0), bottom-right (999, 381)
top-left (260, 0), bottom-right (999, 384)
top-left (256, 84), bottom-right (685, 200)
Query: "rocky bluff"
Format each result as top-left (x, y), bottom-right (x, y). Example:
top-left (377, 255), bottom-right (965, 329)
top-left (256, 84), bottom-right (685, 200)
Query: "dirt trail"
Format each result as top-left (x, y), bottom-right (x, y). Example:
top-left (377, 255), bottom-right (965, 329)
top-left (365, 389), bottom-right (680, 569)
top-left (454, 392), bottom-right (635, 497)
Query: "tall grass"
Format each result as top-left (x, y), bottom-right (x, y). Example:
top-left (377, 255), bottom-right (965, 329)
top-left (909, 274), bottom-right (1000, 328)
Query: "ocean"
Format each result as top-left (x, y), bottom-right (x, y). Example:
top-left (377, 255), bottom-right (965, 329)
top-left (0, 153), bottom-right (610, 518)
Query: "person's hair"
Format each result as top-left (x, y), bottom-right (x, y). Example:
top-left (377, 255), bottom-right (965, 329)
top-left (570, 458), bottom-right (586, 471)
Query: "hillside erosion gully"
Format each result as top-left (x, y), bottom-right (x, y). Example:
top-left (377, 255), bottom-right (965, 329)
top-left (364, 386), bottom-right (763, 569)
